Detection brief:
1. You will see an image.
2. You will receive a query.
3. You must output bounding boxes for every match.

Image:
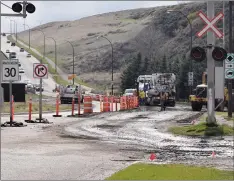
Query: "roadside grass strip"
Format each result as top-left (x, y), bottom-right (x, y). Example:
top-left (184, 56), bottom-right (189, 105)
top-left (168, 122), bottom-right (234, 136)
top-left (2, 95), bottom-right (71, 114)
top-left (106, 163), bottom-right (234, 180)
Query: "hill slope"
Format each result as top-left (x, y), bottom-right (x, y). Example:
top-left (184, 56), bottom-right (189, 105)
top-left (17, 1), bottom-right (233, 93)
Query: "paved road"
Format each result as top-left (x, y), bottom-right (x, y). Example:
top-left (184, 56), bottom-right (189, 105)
top-left (11, 36), bottom-right (92, 93)
top-left (1, 36), bottom-right (57, 97)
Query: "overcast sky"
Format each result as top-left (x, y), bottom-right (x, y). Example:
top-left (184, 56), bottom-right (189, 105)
top-left (1, 1), bottom-right (189, 33)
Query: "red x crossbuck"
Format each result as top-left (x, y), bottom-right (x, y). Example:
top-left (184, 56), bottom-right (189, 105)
top-left (196, 11), bottom-right (224, 38)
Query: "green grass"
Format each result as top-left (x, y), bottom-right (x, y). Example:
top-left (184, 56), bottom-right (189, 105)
top-left (216, 112), bottom-right (234, 121)
top-left (169, 121), bottom-right (234, 136)
top-left (106, 163), bottom-right (234, 180)
top-left (2, 94), bottom-right (71, 113)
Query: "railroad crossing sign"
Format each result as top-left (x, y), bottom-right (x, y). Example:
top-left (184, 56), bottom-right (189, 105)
top-left (225, 53), bottom-right (234, 79)
top-left (1, 60), bottom-right (19, 81)
top-left (196, 11), bottom-right (224, 38)
top-left (33, 63), bottom-right (48, 79)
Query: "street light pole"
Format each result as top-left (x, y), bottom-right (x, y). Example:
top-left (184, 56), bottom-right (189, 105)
top-left (65, 40), bottom-right (75, 85)
top-left (47, 37), bottom-right (57, 82)
top-left (97, 35), bottom-right (114, 95)
top-left (23, 24), bottom-right (30, 49)
top-left (167, 10), bottom-right (193, 94)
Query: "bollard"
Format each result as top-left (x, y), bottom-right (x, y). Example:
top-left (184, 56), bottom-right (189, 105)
top-left (110, 96), bottom-right (114, 112)
top-left (25, 96), bottom-right (33, 122)
top-left (115, 97), bottom-right (118, 111)
top-left (71, 97), bottom-right (75, 116)
top-left (53, 93), bottom-right (62, 117)
top-left (12, 95), bottom-right (14, 121)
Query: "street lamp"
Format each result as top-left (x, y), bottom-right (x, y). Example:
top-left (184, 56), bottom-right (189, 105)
top-left (65, 40), bottom-right (75, 85)
top-left (23, 24), bottom-right (30, 49)
top-left (47, 37), bottom-right (57, 80)
top-left (97, 35), bottom-right (114, 95)
top-left (167, 9), bottom-right (193, 95)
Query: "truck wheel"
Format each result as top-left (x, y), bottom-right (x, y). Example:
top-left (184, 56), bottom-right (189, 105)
top-left (191, 102), bottom-right (202, 111)
top-left (170, 101), bottom-right (175, 107)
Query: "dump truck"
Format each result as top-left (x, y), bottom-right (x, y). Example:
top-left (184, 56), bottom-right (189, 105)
top-left (145, 73), bottom-right (176, 107)
top-left (189, 69), bottom-right (234, 112)
top-left (60, 85), bottom-right (84, 104)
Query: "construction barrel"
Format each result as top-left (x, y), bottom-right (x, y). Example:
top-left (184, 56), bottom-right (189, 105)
top-left (83, 96), bottom-right (93, 114)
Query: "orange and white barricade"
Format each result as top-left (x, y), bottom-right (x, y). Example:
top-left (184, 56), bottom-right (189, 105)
top-left (83, 96), bottom-right (93, 114)
top-left (103, 96), bottom-right (110, 112)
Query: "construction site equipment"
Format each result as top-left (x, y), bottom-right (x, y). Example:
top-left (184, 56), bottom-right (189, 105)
top-left (145, 73), bottom-right (176, 107)
top-left (60, 85), bottom-right (84, 104)
top-left (189, 71), bottom-right (233, 112)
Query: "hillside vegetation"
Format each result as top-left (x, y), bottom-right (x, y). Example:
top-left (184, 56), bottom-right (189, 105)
top-left (17, 1), bottom-right (234, 96)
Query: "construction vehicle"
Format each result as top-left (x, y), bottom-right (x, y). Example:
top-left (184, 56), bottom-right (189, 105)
top-left (144, 73), bottom-right (176, 107)
top-left (60, 85), bottom-right (84, 104)
top-left (189, 70), bottom-right (233, 111)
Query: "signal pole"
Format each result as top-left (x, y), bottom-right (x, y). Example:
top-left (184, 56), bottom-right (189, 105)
top-left (228, 1), bottom-right (232, 117)
top-left (207, 1), bottom-right (216, 124)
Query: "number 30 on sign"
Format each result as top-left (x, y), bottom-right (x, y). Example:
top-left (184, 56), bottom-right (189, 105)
top-left (1, 60), bottom-right (19, 81)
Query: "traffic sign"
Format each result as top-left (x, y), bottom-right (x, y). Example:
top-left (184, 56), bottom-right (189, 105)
top-left (188, 72), bottom-right (193, 81)
top-left (33, 63), bottom-right (48, 79)
top-left (1, 60), bottom-right (19, 81)
top-left (196, 11), bottom-right (224, 38)
top-left (225, 53), bottom-right (234, 79)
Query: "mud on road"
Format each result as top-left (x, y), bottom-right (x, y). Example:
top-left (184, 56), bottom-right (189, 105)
top-left (1, 104), bottom-right (233, 180)
top-left (63, 104), bottom-right (233, 171)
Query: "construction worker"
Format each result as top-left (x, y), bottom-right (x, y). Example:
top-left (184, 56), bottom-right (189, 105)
top-left (139, 89), bottom-right (145, 105)
top-left (160, 91), bottom-right (167, 111)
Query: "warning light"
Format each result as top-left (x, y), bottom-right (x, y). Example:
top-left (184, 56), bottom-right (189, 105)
top-left (212, 47), bottom-right (227, 61)
top-left (190, 46), bottom-right (206, 62)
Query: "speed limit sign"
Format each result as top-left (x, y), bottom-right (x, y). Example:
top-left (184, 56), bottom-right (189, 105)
top-left (1, 60), bottom-right (19, 81)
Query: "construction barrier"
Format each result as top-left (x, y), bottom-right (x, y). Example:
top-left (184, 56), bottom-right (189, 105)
top-left (103, 96), bottom-right (110, 112)
top-left (12, 95), bottom-right (14, 121)
top-left (115, 97), bottom-right (118, 111)
top-left (100, 95), bottom-right (103, 112)
top-left (78, 92), bottom-right (81, 115)
top-left (25, 96), bottom-right (33, 122)
top-left (83, 96), bottom-right (93, 114)
top-left (120, 96), bottom-right (127, 110)
top-left (110, 96), bottom-right (114, 112)
top-left (53, 93), bottom-right (62, 117)
top-left (71, 97), bottom-right (75, 116)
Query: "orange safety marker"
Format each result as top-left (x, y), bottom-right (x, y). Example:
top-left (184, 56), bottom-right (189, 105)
top-left (149, 153), bottom-right (156, 161)
top-left (103, 96), bottom-right (110, 112)
top-left (25, 96), bottom-right (33, 122)
top-left (115, 97), bottom-right (118, 111)
top-left (83, 96), bottom-right (93, 114)
top-left (53, 93), bottom-right (62, 117)
top-left (78, 92), bottom-right (81, 115)
top-left (100, 95), bottom-right (103, 112)
top-left (211, 151), bottom-right (216, 158)
top-left (110, 96), bottom-right (114, 112)
top-left (71, 97), bottom-right (75, 116)
top-left (12, 95), bottom-right (14, 121)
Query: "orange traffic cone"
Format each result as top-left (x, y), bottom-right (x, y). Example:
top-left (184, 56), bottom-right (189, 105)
top-left (149, 153), bottom-right (156, 161)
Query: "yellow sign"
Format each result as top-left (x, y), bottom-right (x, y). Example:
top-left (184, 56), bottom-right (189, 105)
top-left (68, 74), bottom-right (76, 80)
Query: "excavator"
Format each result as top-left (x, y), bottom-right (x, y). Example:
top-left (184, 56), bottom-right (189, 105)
top-left (189, 72), bottom-right (230, 112)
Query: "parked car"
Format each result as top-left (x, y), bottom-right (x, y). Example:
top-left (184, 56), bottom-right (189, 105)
top-left (6, 50), bottom-right (10, 53)
top-left (123, 89), bottom-right (137, 96)
top-left (10, 52), bottom-right (16, 59)
top-left (27, 53), bottom-right (31, 58)
top-left (35, 84), bottom-right (44, 92)
top-left (20, 48), bottom-right (24, 52)
top-left (19, 67), bottom-right (25, 73)
top-left (25, 84), bottom-right (36, 94)
top-left (11, 42), bottom-right (15, 46)
top-left (7, 40), bottom-right (10, 43)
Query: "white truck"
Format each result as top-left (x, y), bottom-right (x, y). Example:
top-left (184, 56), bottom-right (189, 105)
top-left (60, 85), bottom-right (84, 104)
top-left (145, 73), bottom-right (176, 107)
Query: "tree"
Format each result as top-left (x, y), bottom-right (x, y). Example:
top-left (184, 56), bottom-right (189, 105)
top-left (142, 57), bottom-right (150, 74)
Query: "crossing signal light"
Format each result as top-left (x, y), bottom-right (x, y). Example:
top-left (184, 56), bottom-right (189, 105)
top-left (12, 3), bottom-right (22, 13)
top-left (12, 2), bottom-right (36, 14)
top-left (26, 3), bottom-right (36, 13)
top-left (190, 46), bottom-right (206, 62)
top-left (212, 47), bottom-right (227, 61)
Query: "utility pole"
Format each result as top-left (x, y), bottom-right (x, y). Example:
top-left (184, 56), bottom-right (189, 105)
top-left (0, 2), bottom-right (2, 124)
top-left (207, 1), bottom-right (216, 124)
top-left (228, 1), bottom-right (232, 117)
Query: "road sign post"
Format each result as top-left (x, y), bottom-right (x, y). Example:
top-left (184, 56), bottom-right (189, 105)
top-left (33, 63), bottom-right (48, 122)
top-left (225, 54), bottom-right (234, 79)
top-left (188, 72), bottom-right (193, 86)
top-left (1, 58), bottom-right (19, 126)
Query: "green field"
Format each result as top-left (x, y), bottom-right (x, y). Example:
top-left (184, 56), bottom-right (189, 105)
top-left (106, 163), bottom-right (234, 180)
